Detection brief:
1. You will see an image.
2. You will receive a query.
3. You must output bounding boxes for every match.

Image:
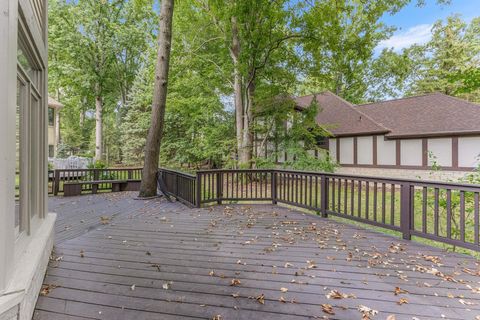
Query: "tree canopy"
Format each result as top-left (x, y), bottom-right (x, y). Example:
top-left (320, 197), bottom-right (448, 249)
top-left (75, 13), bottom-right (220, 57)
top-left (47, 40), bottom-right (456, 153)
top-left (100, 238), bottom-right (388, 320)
top-left (48, 0), bottom-right (479, 170)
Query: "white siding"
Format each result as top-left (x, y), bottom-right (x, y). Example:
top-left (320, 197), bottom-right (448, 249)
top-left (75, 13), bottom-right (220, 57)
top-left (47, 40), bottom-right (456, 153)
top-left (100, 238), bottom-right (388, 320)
top-left (428, 138), bottom-right (452, 167)
top-left (376, 136), bottom-right (396, 165)
top-left (459, 137), bottom-right (480, 168)
top-left (329, 138), bottom-right (337, 161)
top-left (339, 137), bottom-right (354, 164)
top-left (401, 139), bottom-right (422, 166)
top-left (357, 136), bottom-right (373, 165)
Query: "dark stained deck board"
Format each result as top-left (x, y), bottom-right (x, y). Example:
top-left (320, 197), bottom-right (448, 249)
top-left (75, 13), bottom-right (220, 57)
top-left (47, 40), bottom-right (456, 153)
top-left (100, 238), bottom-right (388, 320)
top-left (34, 193), bottom-right (480, 320)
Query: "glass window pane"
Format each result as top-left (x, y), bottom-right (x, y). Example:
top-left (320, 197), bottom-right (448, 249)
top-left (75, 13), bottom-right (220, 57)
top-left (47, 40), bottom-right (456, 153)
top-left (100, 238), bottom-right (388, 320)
top-left (48, 108), bottom-right (54, 126)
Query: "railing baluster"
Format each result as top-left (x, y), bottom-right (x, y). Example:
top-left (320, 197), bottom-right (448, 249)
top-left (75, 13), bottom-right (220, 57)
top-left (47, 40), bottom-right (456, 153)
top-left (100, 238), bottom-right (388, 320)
top-left (422, 187), bottom-right (427, 233)
top-left (382, 183), bottom-right (386, 223)
top-left (358, 180), bottom-right (362, 217)
top-left (434, 188), bottom-right (439, 236)
top-left (373, 182), bottom-right (377, 222)
top-left (447, 189), bottom-right (452, 239)
top-left (365, 181), bottom-right (369, 220)
top-left (460, 191), bottom-right (465, 242)
top-left (475, 192), bottom-right (479, 245)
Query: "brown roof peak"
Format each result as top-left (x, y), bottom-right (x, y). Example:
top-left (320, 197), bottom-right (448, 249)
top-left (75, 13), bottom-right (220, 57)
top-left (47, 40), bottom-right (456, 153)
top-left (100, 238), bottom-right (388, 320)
top-left (357, 92), bottom-right (445, 107)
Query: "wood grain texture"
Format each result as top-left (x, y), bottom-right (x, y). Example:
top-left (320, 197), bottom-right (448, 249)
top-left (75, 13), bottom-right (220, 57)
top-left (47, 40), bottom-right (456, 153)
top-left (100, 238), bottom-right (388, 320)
top-left (34, 192), bottom-right (480, 320)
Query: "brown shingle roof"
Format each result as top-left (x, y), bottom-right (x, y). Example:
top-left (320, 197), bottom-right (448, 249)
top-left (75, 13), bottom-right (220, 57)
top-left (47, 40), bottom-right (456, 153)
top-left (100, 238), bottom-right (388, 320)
top-left (356, 93), bottom-right (480, 138)
top-left (295, 91), bottom-right (389, 137)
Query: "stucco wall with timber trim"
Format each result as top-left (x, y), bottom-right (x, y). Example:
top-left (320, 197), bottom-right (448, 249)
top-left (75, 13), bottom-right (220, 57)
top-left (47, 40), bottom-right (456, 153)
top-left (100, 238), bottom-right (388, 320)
top-left (339, 137), bottom-right (354, 164)
top-left (335, 166), bottom-right (470, 182)
top-left (376, 135), bottom-right (396, 165)
top-left (459, 137), bottom-right (480, 168)
top-left (357, 136), bottom-right (373, 165)
top-left (400, 139), bottom-right (423, 166)
top-left (428, 138), bottom-right (452, 167)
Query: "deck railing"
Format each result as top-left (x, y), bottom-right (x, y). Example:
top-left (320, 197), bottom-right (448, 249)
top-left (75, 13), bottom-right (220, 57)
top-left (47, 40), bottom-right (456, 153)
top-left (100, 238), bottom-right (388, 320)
top-left (52, 167), bottom-right (142, 195)
top-left (158, 168), bottom-right (197, 206)
top-left (159, 168), bottom-right (480, 252)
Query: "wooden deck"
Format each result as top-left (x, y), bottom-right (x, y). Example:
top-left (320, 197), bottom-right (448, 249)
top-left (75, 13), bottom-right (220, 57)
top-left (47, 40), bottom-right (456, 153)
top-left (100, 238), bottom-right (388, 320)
top-left (34, 192), bottom-right (480, 320)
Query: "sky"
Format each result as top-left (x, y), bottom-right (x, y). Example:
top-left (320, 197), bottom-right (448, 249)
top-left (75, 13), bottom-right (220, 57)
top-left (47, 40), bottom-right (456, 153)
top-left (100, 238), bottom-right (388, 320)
top-left (377, 0), bottom-right (480, 52)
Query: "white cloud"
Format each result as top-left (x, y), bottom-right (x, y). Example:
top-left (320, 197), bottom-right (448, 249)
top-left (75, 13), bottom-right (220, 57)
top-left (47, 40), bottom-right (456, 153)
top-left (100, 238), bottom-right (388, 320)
top-left (377, 24), bottom-right (433, 52)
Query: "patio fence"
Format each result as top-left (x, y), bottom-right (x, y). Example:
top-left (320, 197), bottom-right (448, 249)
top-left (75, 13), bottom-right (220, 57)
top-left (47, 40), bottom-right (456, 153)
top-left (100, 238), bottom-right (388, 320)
top-left (159, 168), bottom-right (480, 252)
top-left (51, 168), bottom-right (143, 195)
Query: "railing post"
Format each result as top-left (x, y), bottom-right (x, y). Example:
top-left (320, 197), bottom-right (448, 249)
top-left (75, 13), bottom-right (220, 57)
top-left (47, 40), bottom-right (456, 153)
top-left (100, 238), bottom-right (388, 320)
top-left (195, 172), bottom-right (202, 208)
top-left (216, 171), bottom-right (223, 204)
top-left (54, 169), bottom-right (60, 196)
top-left (128, 169), bottom-right (133, 180)
top-left (271, 170), bottom-right (277, 204)
top-left (400, 183), bottom-right (412, 240)
top-left (320, 175), bottom-right (328, 217)
top-left (175, 172), bottom-right (179, 199)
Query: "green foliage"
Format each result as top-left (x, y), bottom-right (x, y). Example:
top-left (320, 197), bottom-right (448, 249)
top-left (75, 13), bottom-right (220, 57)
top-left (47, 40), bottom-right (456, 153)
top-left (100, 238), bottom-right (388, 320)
top-left (369, 15), bottom-right (480, 102)
top-left (88, 160), bottom-right (108, 169)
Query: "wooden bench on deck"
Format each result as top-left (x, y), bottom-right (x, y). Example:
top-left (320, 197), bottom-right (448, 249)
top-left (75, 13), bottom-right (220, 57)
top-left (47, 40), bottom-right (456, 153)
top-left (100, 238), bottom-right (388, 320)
top-left (63, 180), bottom-right (129, 197)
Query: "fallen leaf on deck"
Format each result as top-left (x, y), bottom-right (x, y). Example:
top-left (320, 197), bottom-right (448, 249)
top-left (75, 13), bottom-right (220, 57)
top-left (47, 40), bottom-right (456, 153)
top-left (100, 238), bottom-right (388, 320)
top-left (397, 298), bottom-right (408, 305)
top-left (80, 250), bottom-right (85, 258)
top-left (357, 305), bottom-right (378, 320)
top-left (459, 299), bottom-right (476, 306)
top-left (100, 216), bottom-right (110, 225)
top-left (130, 284), bottom-right (136, 291)
top-left (212, 315), bottom-right (223, 320)
top-left (280, 287), bottom-right (288, 292)
top-left (40, 284), bottom-right (58, 296)
top-left (386, 315), bottom-right (396, 320)
top-left (256, 294), bottom-right (265, 304)
top-left (394, 287), bottom-right (408, 295)
top-left (321, 303), bottom-right (335, 315)
top-left (230, 279), bottom-right (241, 286)
top-left (326, 290), bottom-right (356, 299)
top-left (162, 283), bottom-right (170, 290)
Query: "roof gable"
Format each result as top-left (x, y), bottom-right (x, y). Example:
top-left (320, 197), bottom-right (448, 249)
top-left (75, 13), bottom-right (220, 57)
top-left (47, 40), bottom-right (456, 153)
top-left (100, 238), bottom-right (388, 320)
top-left (294, 91), bottom-right (388, 137)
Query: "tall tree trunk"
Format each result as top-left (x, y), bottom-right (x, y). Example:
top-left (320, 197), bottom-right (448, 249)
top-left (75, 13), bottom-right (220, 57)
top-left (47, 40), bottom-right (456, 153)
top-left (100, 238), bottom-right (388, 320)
top-left (95, 94), bottom-right (103, 161)
top-left (230, 16), bottom-right (244, 165)
top-left (55, 109), bottom-right (61, 157)
top-left (54, 91), bottom-right (61, 157)
top-left (240, 77), bottom-right (254, 167)
top-left (139, 0), bottom-right (174, 198)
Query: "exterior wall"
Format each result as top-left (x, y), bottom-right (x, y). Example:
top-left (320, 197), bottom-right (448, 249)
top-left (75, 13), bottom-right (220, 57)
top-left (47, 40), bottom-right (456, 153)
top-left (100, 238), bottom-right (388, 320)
top-left (376, 135), bottom-right (396, 165)
top-left (400, 139), bottom-right (422, 166)
top-left (333, 134), bottom-right (479, 170)
top-left (458, 137), bottom-right (480, 168)
top-left (428, 138), bottom-right (452, 167)
top-left (329, 138), bottom-right (337, 161)
top-left (336, 166), bottom-right (469, 182)
top-left (357, 136), bottom-right (373, 165)
top-left (339, 137), bottom-right (354, 164)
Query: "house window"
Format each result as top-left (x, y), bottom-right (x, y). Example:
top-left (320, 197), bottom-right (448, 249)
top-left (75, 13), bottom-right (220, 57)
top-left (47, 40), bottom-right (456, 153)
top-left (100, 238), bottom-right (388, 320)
top-left (15, 21), bottom-right (45, 232)
top-left (316, 136), bottom-right (329, 149)
top-left (48, 107), bottom-right (54, 126)
top-left (48, 145), bottom-right (54, 158)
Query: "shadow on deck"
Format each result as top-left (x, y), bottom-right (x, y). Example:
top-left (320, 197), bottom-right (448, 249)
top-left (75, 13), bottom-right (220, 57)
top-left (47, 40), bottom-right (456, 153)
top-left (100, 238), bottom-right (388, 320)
top-left (34, 192), bottom-right (480, 320)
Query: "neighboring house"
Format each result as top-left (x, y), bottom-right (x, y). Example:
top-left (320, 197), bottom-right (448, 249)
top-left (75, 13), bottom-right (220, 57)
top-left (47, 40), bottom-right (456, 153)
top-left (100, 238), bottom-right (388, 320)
top-left (48, 97), bottom-right (63, 158)
top-left (0, 0), bottom-right (55, 319)
top-left (257, 91), bottom-right (480, 180)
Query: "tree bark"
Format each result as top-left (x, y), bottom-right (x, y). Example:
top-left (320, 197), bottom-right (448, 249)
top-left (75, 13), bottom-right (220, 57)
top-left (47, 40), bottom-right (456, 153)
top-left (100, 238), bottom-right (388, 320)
top-left (139, 0), bottom-right (174, 198)
top-left (95, 94), bottom-right (103, 161)
top-left (55, 109), bottom-right (61, 157)
top-left (230, 16), bottom-right (244, 166)
top-left (240, 77), bottom-right (254, 167)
